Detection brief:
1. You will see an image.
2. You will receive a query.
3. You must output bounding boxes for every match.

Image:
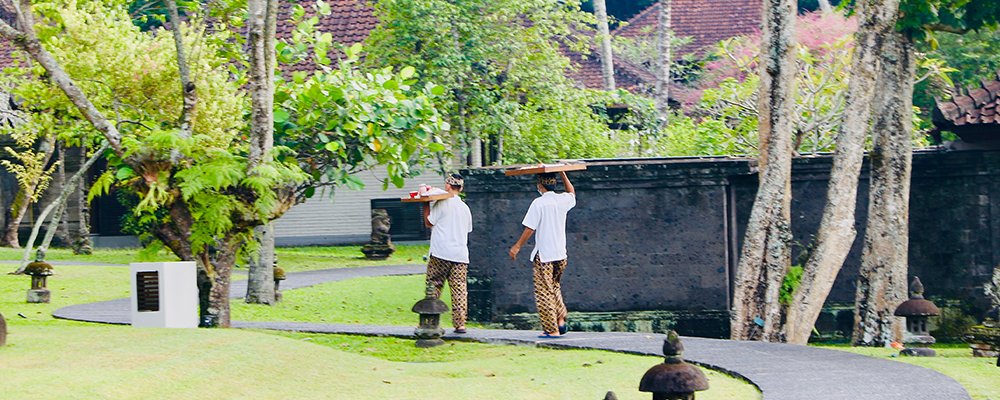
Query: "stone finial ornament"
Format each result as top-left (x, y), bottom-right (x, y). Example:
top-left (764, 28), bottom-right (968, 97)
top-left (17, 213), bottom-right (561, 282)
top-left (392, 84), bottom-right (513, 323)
top-left (639, 330), bottom-right (709, 400)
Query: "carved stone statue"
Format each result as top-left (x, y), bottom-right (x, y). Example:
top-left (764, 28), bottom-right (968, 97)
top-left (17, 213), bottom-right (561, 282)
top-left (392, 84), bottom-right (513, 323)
top-left (362, 208), bottom-right (395, 260)
top-left (370, 208), bottom-right (391, 245)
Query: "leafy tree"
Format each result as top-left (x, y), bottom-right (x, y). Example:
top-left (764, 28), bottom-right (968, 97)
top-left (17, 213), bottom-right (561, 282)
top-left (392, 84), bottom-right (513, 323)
top-left (0, 0), bottom-right (446, 326)
top-left (365, 0), bottom-right (618, 164)
top-left (0, 118), bottom-right (57, 248)
top-left (275, 4), bottom-right (451, 192)
top-left (848, 0), bottom-right (1000, 346)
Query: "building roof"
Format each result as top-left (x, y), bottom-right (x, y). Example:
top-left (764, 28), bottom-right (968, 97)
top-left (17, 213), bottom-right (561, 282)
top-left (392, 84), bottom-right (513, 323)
top-left (933, 71), bottom-right (1000, 143)
top-left (0, 0), bottom-right (762, 94)
top-left (276, 0), bottom-right (376, 73)
top-left (615, 0), bottom-right (763, 55)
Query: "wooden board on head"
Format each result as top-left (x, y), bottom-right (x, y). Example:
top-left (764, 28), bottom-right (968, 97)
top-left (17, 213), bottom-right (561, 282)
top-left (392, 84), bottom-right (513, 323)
top-left (504, 163), bottom-right (587, 176)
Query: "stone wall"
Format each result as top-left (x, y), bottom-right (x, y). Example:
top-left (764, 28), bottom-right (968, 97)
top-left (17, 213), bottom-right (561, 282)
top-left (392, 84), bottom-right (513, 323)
top-left (462, 149), bottom-right (1000, 338)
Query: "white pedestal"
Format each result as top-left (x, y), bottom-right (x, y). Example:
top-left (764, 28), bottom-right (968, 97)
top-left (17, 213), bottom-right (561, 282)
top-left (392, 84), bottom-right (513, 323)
top-left (130, 262), bottom-right (199, 328)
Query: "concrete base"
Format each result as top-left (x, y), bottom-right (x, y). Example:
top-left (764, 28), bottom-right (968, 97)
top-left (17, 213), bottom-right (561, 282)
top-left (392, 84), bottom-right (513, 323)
top-left (27, 289), bottom-right (50, 303)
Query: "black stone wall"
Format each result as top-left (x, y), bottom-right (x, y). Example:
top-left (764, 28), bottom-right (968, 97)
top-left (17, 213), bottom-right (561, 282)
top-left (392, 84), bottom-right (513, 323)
top-left (462, 149), bottom-right (1000, 338)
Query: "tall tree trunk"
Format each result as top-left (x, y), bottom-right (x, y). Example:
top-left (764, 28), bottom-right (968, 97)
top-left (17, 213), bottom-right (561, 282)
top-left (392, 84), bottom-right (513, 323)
top-left (852, 30), bottom-right (914, 347)
top-left (784, 0), bottom-right (901, 345)
top-left (245, 224), bottom-right (276, 303)
top-left (201, 234), bottom-right (241, 327)
top-left (1, 134), bottom-right (56, 248)
top-left (244, 0), bottom-right (279, 304)
top-left (654, 0), bottom-right (672, 124)
top-left (55, 142), bottom-right (70, 245)
top-left (73, 144), bottom-right (92, 255)
top-left (594, 0), bottom-right (615, 91)
top-left (246, 0), bottom-right (275, 170)
top-left (730, 0), bottom-right (797, 342)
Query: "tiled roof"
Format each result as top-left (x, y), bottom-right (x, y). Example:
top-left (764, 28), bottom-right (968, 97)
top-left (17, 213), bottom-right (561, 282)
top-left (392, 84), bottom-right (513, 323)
top-left (615, 0), bottom-right (762, 56)
top-left (933, 71), bottom-right (1000, 142)
top-left (0, 0), bottom-right (761, 95)
top-left (565, 46), bottom-right (655, 92)
top-left (276, 0), bottom-right (376, 73)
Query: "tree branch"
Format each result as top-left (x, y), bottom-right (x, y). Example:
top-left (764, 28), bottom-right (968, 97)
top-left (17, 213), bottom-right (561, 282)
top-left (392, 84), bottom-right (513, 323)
top-left (0, 2), bottom-right (125, 157)
top-left (164, 0), bottom-right (196, 139)
top-left (12, 142), bottom-right (109, 273)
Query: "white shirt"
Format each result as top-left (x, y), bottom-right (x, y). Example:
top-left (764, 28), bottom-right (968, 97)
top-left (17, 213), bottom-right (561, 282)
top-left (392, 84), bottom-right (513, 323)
top-left (521, 191), bottom-right (576, 263)
top-left (427, 196), bottom-right (473, 263)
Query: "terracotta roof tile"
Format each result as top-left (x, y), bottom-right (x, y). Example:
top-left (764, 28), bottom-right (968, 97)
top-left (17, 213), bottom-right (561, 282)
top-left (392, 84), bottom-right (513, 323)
top-left (276, 0), bottom-right (376, 73)
top-left (614, 0), bottom-right (763, 56)
top-left (933, 72), bottom-right (1000, 141)
top-left (0, 0), bottom-right (761, 96)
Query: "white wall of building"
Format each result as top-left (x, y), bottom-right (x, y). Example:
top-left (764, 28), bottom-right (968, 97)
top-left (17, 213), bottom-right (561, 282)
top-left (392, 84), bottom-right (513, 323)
top-left (273, 166), bottom-right (441, 245)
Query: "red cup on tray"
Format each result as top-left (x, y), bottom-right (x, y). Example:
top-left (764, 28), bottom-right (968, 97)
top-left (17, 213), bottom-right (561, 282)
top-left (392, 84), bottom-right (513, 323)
top-left (409, 191), bottom-right (419, 198)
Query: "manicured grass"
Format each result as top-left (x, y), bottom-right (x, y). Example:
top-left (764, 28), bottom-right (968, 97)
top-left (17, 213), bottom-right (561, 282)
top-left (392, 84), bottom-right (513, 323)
top-left (0, 325), bottom-right (758, 400)
top-left (817, 344), bottom-right (999, 400)
top-left (0, 244), bottom-right (428, 273)
top-left (232, 274), bottom-right (442, 326)
top-left (275, 244), bottom-right (428, 270)
top-left (0, 247), bottom-right (178, 265)
top-left (0, 263), bottom-right (131, 327)
top-left (0, 260), bottom-right (759, 400)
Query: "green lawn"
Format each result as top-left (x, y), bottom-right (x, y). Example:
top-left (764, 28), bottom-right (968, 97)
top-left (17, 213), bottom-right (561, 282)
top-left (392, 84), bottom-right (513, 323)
top-left (0, 244), bottom-right (429, 273)
top-left (275, 245), bottom-right (429, 270)
top-left (816, 344), bottom-right (999, 400)
top-left (233, 275), bottom-right (445, 326)
top-left (0, 248), bottom-right (760, 400)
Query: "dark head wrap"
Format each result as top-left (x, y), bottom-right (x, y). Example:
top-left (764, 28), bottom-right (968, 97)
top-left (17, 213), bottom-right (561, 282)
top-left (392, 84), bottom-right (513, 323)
top-left (538, 173), bottom-right (557, 187)
top-left (445, 174), bottom-right (464, 188)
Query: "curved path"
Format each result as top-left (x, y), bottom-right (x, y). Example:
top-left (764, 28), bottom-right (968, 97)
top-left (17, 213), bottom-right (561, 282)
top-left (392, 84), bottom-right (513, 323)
top-left (54, 265), bottom-right (970, 400)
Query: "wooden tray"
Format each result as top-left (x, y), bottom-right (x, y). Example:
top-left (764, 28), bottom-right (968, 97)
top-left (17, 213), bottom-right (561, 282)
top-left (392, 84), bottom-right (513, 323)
top-left (504, 163), bottom-right (587, 176)
top-left (400, 193), bottom-right (454, 203)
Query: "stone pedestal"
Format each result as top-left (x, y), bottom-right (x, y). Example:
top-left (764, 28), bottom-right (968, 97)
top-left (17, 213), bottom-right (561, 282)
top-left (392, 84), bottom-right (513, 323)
top-left (27, 288), bottom-right (50, 304)
top-left (361, 243), bottom-right (395, 260)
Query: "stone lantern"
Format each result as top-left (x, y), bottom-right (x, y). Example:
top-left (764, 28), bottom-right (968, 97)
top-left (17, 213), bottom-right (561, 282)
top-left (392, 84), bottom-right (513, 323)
top-left (273, 256), bottom-right (286, 303)
top-left (894, 276), bottom-right (941, 357)
top-left (24, 251), bottom-right (53, 304)
top-left (411, 283), bottom-right (448, 348)
top-left (639, 330), bottom-right (709, 400)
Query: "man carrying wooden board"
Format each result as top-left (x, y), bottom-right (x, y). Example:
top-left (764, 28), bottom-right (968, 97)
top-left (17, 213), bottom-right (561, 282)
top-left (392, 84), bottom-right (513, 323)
top-left (421, 173), bottom-right (473, 334)
top-left (508, 171), bottom-right (576, 338)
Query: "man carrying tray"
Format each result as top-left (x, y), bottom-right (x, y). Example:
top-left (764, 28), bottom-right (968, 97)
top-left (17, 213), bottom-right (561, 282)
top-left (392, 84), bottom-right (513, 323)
top-left (422, 173), bottom-right (473, 334)
top-left (508, 171), bottom-right (575, 338)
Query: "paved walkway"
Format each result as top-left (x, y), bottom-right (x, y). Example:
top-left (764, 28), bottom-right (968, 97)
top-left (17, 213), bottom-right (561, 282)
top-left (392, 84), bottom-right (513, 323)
top-left (53, 265), bottom-right (970, 400)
